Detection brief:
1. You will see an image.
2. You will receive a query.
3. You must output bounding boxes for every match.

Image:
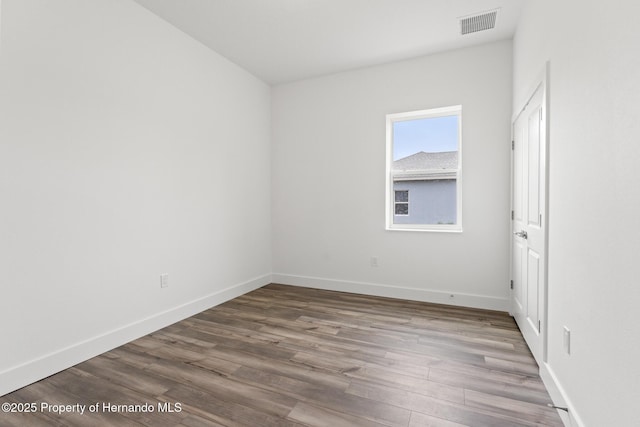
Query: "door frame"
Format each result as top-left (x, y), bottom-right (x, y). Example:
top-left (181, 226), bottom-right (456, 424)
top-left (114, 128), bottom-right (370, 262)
top-left (510, 61), bottom-right (550, 364)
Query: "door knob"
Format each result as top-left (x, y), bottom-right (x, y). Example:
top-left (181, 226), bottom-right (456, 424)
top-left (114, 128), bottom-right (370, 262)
top-left (514, 230), bottom-right (528, 239)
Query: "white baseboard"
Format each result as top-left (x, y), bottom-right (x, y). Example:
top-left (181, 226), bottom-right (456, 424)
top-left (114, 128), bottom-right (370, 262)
top-left (272, 273), bottom-right (509, 312)
top-left (0, 273), bottom-right (271, 397)
top-left (539, 362), bottom-right (585, 427)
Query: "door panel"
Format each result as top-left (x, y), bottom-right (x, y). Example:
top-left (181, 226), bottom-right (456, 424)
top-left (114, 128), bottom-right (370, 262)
top-left (527, 248), bottom-right (540, 332)
top-left (514, 123), bottom-right (524, 223)
top-left (513, 239), bottom-right (525, 312)
top-left (528, 108), bottom-right (541, 227)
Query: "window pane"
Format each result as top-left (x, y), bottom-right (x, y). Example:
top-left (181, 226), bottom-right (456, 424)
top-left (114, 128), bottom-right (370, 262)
top-left (395, 190), bottom-right (408, 203)
top-left (392, 115), bottom-right (458, 162)
top-left (395, 203), bottom-right (408, 215)
top-left (387, 106), bottom-right (461, 230)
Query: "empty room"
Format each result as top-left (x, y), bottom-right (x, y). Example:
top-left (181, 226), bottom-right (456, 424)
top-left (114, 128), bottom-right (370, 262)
top-left (1, 0), bottom-right (638, 426)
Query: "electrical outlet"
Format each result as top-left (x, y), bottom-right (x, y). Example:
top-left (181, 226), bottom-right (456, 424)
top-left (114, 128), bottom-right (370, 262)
top-left (370, 257), bottom-right (378, 267)
top-left (563, 326), bottom-right (571, 355)
top-left (160, 273), bottom-right (169, 288)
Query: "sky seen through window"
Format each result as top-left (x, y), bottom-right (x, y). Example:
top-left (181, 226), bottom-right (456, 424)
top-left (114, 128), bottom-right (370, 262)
top-left (392, 115), bottom-right (459, 160)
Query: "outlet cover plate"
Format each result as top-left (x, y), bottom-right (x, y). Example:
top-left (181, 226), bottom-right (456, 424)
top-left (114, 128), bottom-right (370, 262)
top-left (160, 273), bottom-right (169, 288)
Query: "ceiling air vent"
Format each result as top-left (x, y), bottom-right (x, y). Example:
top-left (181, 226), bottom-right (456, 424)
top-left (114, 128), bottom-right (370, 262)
top-left (459, 9), bottom-right (499, 35)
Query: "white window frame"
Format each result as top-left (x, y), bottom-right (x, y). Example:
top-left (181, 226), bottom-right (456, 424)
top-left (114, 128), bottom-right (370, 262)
top-left (394, 190), bottom-right (409, 216)
top-left (385, 105), bottom-right (463, 232)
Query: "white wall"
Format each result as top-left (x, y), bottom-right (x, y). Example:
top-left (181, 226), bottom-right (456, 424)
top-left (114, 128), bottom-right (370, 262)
top-left (272, 41), bottom-right (513, 310)
top-left (0, 0), bottom-right (271, 395)
top-left (514, 1), bottom-right (640, 426)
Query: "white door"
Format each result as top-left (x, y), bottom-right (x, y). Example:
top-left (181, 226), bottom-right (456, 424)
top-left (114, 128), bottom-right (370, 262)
top-left (511, 79), bottom-right (547, 365)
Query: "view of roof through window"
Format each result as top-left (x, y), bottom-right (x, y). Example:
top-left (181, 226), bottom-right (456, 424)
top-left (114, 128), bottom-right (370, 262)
top-left (387, 108), bottom-right (461, 230)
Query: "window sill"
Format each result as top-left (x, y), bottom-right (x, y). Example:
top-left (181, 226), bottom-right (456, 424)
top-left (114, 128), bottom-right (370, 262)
top-left (386, 224), bottom-right (463, 233)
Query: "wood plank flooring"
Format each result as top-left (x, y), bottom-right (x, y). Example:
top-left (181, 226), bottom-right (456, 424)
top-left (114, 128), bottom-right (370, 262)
top-left (0, 284), bottom-right (563, 426)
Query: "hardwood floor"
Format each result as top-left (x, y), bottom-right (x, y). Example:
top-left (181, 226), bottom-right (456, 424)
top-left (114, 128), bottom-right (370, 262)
top-left (1, 284), bottom-right (563, 426)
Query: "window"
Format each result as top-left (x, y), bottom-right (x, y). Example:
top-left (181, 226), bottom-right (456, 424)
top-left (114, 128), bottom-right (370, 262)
top-left (395, 190), bottom-right (409, 215)
top-left (386, 105), bottom-right (462, 232)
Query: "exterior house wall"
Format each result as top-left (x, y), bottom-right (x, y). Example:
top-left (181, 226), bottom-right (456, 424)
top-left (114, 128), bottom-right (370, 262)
top-left (393, 180), bottom-right (456, 224)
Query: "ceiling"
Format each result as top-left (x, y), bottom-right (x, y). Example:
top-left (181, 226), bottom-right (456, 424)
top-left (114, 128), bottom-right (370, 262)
top-left (133, 0), bottom-right (525, 85)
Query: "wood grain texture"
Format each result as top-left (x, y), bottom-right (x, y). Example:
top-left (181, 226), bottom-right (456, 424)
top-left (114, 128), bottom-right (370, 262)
top-left (0, 284), bottom-right (563, 426)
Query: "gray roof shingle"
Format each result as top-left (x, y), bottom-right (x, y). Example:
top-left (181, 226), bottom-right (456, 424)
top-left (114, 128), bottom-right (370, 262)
top-left (393, 151), bottom-right (458, 171)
